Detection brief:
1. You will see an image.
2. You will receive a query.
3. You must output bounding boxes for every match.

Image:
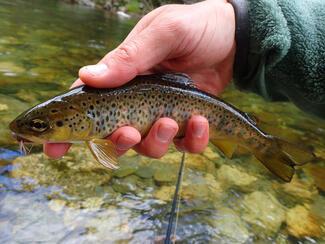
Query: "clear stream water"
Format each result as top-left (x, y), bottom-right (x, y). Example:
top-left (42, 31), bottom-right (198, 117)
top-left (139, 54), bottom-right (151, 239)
top-left (0, 0), bottom-right (325, 243)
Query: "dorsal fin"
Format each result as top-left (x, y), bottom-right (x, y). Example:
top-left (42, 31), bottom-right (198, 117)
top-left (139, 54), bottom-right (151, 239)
top-left (243, 112), bottom-right (258, 125)
top-left (159, 73), bottom-right (197, 88)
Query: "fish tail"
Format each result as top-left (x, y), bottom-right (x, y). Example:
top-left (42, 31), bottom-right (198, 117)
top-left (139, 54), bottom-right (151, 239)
top-left (254, 136), bottom-right (316, 182)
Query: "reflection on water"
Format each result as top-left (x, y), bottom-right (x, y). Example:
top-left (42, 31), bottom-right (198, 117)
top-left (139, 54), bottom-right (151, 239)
top-left (0, 0), bottom-right (325, 243)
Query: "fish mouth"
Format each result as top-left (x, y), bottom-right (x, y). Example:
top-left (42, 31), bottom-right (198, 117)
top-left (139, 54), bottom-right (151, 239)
top-left (11, 133), bottom-right (34, 144)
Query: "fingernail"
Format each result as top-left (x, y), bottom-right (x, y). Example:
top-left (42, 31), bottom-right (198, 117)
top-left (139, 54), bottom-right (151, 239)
top-left (157, 124), bottom-right (176, 143)
top-left (82, 63), bottom-right (108, 76)
top-left (116, 136), bottom-right (135, 150)
top-left (192, 121), bottom-right (206, 138)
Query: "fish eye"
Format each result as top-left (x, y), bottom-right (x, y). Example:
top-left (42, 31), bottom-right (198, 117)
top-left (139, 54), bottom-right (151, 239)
top-left (29, 119), bottom-right (48, 132)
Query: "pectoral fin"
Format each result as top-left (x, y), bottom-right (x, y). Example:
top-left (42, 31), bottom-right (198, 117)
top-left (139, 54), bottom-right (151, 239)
top-left (210, 139), bottom-right (237, 158)
top-left (86, 139), bottom-right (119, 169)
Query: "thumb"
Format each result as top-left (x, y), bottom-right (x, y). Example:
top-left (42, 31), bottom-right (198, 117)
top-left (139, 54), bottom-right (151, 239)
top-left (79, 27), bottom-right (176, 88)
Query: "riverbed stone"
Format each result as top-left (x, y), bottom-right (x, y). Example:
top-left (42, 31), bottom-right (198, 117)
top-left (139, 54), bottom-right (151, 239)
top-left (11, 146), bottom-right (113, 199)
top-left (286, 205), bottom-right (323, 238)
top-left (135, 165), bottom-right (155, 179)
top-left (153, 162), bottom-right (178, 184)
top-left (82, 197), bottom-right (104, 209)
top-left (217, 164), bottom-right (257, 188)
top-left (48, 199), bottom-right (66, 213)
top-left (242, 191), bottom-right (286, 233)
top-left (210, 207), bottom-right (250, 243)
top-left (306, 164), bottom-right (325, 192)
top-left (113, 160), bottom-right (139, 178)
top-left (154, 185), bottom-right (175, 202)
top-left (181, 173), bottom-right (222, 201)
top-left (185, 153), bottom-right (212, 171)
top-left (202, 146), bottom-right (220, 161)
top-left (275, 174), bottom-right (318, 201)
top-left (112, 175), bottom-right (139, 194)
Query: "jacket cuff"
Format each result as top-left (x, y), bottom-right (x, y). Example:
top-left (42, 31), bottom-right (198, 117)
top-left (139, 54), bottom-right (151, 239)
top-left (228, 0), bottom-right (250, 89)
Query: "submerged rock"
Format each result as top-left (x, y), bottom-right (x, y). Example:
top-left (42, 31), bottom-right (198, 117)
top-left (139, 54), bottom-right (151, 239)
top-left (241, 191), bottom-right (286, 234)
top-left (113, 159), bottom-right (139, 178)
top-left (185, 153), bottom-right (216, 172)
top-left (112, 175), bottom-right (139, 194)
top-left (181, 173), bottom-right (222, 201)
top-left (135, 166), bottom-right (155, 179)
top-left (11, 146), bottom-right (114, 200)
top-left (306, 164), bottom-right (325, 192)
top-left (154, 185), bottom-right (175, 202)
top-left (153, 161), bottom-right (178, 184)
top-left (209, 207), bottom-right (250, 243)
top-left (48, 199), bottom-right (66, 213)
top-left (202, 146), bottom-right (220, 161)
top-left (274, 174), bottom-right (318, 202)
top-left (216, 164), bottom-right (257, 188)
top-left (286, 205), bottom-right (323, 238)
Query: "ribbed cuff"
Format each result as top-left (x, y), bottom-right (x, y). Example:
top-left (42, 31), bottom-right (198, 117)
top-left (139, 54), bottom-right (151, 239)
top-left (228, 0), bottom-right (250, 89)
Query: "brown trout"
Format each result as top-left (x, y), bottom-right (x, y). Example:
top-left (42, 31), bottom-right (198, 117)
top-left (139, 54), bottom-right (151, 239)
top-left (9, 73), bottom-right (315, 182)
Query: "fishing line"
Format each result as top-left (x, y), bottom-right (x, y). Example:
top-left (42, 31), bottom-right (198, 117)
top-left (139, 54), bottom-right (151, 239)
top-left (164, 152), bottom-right (186, 244)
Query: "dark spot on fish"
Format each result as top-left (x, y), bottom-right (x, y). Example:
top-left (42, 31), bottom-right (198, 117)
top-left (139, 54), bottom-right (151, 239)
top-left (69, 125), bottom-right (72, 128)
top-left (89, 105), bottom-right (94, 110)
top-left (56, 121), bottom-right (63, 127)
top-left (51, 109), bottom-right (58, 113)
top-left (82, 102), bottom-right (86, 106)
top-left (96, 100), bottom-right (100, 105)
top-left (81, 126), bottom-right (84, 130)
top-left (96, 111), bottom-right (100, 117)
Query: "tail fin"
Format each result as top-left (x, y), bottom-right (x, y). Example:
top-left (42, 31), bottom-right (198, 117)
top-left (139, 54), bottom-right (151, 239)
top-left (254, 137), bottom-right (316, 182)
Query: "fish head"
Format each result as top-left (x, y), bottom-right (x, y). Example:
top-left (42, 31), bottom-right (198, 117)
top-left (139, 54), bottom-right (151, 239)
top-left (9, 99), bottom-right (93, 143)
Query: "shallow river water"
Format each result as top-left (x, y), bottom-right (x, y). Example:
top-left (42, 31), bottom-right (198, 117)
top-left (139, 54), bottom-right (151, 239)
top-left (0, 0), bottom-right (325, 243)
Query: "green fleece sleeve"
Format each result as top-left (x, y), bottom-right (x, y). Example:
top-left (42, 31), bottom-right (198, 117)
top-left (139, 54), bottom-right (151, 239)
top-left (231, 0), bottom-right (325, 118)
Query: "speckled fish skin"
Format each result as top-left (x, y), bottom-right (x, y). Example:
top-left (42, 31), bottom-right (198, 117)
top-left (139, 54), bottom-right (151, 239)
top-left (9, 73), bottom-right (315, 181)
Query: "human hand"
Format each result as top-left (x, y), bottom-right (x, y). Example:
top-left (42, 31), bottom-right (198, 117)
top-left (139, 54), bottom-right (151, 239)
top-left (44, 0), bottom-right (235, 158)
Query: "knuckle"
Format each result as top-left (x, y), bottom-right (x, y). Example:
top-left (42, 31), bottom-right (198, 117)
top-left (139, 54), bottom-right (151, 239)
top-left (151, 15), bottom-right (187, 39)
top-left (163, 17), bottom-right (188, 36)
top-left (113, 41), bottom-right (139, 64)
